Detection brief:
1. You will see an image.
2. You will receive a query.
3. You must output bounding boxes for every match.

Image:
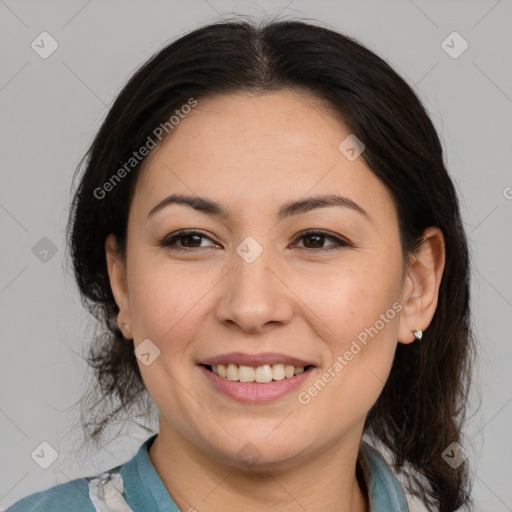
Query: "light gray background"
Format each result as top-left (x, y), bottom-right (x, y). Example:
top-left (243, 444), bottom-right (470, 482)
top-left (1, 1), bottom-right (511, 510)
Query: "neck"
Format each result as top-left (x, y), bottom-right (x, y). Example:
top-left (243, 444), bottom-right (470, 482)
top-left (148, 422), bottom-right (369, 512)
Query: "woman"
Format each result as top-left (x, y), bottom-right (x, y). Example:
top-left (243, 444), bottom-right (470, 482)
top-left (7, 17), bottom-right (475, 512)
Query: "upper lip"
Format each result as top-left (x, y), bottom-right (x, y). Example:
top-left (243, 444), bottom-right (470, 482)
top-left (200, 352), bottom-right (316, 367)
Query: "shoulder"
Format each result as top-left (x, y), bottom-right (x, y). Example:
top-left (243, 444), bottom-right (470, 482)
top-left (5, 434), bottom-right (158, 512)
top-left (358, 440), bottom-right (410, 511)
top-left (5, 477), bottom-right (96, 512)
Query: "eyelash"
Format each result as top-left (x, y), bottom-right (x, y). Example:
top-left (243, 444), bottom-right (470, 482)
top-left (158, 229), bottom-right (351, 252)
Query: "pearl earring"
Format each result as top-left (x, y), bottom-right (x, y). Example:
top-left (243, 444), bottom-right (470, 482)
top-left (413, 330), bottom-right (423, 340)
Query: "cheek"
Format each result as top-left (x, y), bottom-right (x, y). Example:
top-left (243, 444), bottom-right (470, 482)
top-left (294, 250), bottom-right (402, 345)
top-left (126, 260), bottom-right (210, 428)
top-left (293, 251), bottom-right (402, 412)
top-left (127, 257), bottom-right (214, 344)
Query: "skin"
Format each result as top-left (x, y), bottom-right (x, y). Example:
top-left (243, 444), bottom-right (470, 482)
top-left (105, 89), bottom-right (445, 512)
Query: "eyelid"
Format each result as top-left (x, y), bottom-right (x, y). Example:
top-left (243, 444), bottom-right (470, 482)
top-left (291, 229), bottom-right (351, 249)
top-left (160, 229), bottom-right (219, 248)
top-left (158, 229), bottom-right (352, 251)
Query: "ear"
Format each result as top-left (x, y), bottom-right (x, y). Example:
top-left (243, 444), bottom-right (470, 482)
top-left (398, 226), bottom-right (445, 344)
top-left (105, 233), bottom-right (132, 333)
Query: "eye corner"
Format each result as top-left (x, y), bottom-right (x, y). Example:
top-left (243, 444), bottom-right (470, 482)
top-left (292, 229), bottom-right (352, 251)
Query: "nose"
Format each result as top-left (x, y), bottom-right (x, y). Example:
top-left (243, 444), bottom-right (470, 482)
top-left (215, 245), bottom-right (294, 333)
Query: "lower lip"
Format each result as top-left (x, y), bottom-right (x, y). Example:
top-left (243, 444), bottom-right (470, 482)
top-left (200, 365), bottom-right (314, 403)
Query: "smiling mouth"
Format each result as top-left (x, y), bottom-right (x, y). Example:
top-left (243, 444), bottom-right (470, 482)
top-left (201, 363), bottom-right (315, 383)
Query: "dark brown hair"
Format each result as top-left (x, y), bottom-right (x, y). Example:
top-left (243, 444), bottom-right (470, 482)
top-left (66, 16), bottom-right (477, 512)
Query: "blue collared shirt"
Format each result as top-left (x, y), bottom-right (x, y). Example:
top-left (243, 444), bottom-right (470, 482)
top-left (6, 434), bottom-right (409, 511)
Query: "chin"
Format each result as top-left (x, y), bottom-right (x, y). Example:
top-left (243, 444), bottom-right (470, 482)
top-left (207, 430), bottom-right (307, 472)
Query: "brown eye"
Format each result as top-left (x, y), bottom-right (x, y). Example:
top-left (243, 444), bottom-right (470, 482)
top-left (158, 229), bottom-right (350, 252)
top-left (160, 230), bottom-right (218, 249)
top-left (294, 230), bottom-right (350, 250)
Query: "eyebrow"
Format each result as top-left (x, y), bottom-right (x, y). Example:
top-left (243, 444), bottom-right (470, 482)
top-left (147, 193), bottom-right (370, 222)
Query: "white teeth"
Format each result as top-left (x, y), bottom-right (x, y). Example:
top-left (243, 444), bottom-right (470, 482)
top-left (217, 364), bottom-right (227, 378)
top-left (226, 364), bottom-right (238, 381)
top-left (209, 363), bottom-right (307, 382)
top-left (255, 365), bottom-right (273, 383)
top-left (238, 365), bottom-right (255, 382)
top-left (272, 364), bottom-right (285, 380)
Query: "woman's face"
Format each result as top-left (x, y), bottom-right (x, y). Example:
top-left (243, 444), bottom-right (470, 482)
top-left (108, 89), bottom-right (410, 469)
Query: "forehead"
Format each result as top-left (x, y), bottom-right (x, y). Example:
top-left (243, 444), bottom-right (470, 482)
top-left (132, 90), bottom-right (396, 226)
